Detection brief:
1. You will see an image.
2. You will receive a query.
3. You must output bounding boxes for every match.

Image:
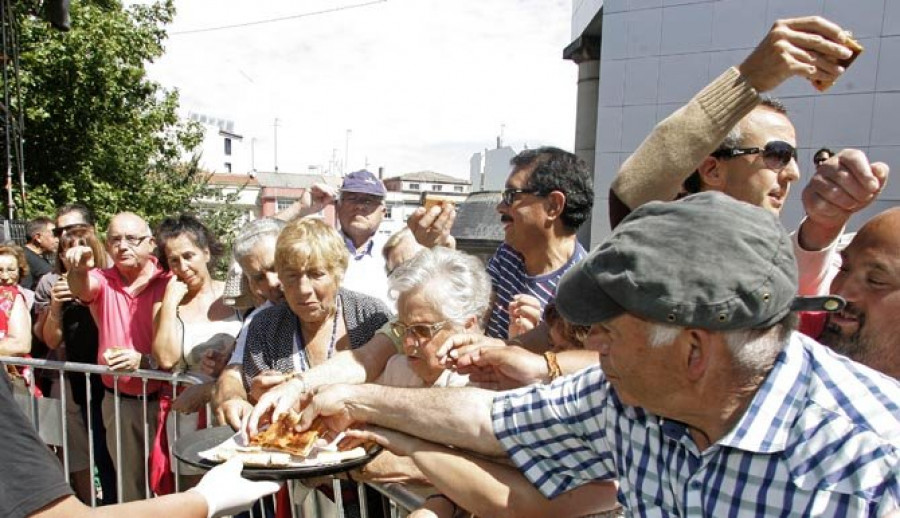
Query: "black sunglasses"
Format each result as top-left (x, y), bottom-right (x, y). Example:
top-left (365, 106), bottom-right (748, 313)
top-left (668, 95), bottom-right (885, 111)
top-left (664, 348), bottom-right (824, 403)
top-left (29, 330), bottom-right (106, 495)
top-left (501, 188), bottom-right (547, 206)
top-left (52, 223), bottom-right (91, 237)
top-left (711, 140), bottom-right (797, 171)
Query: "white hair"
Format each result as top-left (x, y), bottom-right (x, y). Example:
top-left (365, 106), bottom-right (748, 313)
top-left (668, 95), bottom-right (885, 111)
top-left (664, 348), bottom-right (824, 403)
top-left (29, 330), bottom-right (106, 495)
top-left (388, 247), bottom-right (492, 329)
top-left (232, 218), bottom-right (286, 262)
top-left (647, 321), bottom-right (789, 374)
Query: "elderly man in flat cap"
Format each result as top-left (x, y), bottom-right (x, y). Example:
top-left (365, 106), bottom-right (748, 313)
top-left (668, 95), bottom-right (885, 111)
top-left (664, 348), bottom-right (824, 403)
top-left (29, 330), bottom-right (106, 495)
top-left (283, 192), bottom-right (899, 517)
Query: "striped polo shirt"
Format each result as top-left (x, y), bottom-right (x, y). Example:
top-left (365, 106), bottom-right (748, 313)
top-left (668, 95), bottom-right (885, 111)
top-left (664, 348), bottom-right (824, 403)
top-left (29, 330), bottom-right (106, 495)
top-left (485, 242), bottom-right (587, 339)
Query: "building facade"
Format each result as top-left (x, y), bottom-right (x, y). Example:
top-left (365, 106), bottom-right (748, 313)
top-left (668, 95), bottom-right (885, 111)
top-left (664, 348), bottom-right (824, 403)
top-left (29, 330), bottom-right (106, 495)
top-left (188, 113), bottom-right (251, 175)
top-left (381, 171), bottom-right (471, 236)
top-left (570, 0), bottom-right (900, 246)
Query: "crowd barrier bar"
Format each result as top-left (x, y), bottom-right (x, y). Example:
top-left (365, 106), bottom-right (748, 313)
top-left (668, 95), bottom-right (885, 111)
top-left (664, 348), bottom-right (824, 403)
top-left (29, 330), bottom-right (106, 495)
top-left (1, 356), bottom-right (424, 517)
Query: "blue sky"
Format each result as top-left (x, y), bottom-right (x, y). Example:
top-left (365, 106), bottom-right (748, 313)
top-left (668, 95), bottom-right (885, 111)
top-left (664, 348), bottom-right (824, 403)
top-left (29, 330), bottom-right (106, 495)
top-left (139, 0), bottom-right (576, 178)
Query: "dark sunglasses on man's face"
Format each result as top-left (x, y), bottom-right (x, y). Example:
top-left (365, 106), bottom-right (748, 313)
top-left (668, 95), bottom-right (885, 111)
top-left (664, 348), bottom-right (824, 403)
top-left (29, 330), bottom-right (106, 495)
top-left (53, 223), bottom-right (91, 237)
top-left (711, 140), bottom-right (798, 171)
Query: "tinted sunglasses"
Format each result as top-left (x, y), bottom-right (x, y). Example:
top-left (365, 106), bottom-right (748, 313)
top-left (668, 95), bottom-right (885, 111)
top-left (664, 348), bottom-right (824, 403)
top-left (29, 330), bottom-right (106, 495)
top-left (711, 140), bottom-right (797, 171)
top-left (389, 320), bottom-right (449, 341)
top-left (500, 188), bottom-right (547, 206)
top-left (52, 223), bottom-right (91, 237)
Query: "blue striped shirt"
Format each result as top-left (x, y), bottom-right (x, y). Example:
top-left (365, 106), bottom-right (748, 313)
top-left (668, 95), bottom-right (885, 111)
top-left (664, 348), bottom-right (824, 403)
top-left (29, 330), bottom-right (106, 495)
top-left (485, 242), bottom-right (587, 339)
top-left (491, 332), bottom-right (900, 516)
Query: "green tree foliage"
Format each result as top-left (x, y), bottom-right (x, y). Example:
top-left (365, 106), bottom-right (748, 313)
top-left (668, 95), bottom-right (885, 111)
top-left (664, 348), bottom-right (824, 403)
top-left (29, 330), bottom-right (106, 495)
top-left (8, 0), bottom-right (243, 262)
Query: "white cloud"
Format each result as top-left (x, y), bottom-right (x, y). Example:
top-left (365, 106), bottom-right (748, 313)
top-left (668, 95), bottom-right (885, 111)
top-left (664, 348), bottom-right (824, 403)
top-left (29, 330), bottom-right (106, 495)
top-left (140, 0), bottom-right (575, 178)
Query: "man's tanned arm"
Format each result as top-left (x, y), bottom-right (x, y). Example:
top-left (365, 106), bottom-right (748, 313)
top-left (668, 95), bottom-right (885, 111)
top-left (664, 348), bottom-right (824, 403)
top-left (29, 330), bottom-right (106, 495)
top-left (303, 383), bottom-right (504, 457)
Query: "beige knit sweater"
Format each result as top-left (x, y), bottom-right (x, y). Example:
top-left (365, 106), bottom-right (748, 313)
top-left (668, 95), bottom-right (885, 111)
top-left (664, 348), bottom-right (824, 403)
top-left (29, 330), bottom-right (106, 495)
top-left (611, 67), bottom-right (761, 210)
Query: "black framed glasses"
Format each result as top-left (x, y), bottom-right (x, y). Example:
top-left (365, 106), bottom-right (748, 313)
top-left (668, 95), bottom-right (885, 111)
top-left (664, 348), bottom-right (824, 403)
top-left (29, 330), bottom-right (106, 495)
top-left (53, 223), bottom-right (91, 237)
top-left (711, 140), bottom-right (797, 171)
top-left (389, 320), bottom-right (450, 341)
top-left (501, 188), bottom-right (546, 206)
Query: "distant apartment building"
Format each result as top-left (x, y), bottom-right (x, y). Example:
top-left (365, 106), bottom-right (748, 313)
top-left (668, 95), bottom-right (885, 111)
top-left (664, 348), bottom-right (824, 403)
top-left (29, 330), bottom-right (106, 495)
top-left (188, 112), bottom-right (251, 175)
top-left (381, 171), bottom-right (471, 236)
top-left (469, 146), bottom-right (517, 192)
top-left (569, 0), bottom-right (900, 247)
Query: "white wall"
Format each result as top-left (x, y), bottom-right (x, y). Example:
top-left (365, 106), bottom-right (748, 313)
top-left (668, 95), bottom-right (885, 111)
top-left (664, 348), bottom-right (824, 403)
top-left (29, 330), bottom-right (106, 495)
top-left (585, 0), bottom-right (900, 245)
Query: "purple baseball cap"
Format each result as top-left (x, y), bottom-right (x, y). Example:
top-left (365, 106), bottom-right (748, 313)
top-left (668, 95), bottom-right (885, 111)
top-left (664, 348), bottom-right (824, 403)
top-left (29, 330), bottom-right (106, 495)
top-left (341, 170), bottom-right (386, 197)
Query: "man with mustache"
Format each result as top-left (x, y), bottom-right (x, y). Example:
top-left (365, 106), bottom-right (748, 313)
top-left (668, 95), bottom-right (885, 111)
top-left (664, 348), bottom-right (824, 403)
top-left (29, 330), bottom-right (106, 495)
top-left (483, 146), bottom-right (594, 340)
top-left (812, 208), bottom-right (900, 379)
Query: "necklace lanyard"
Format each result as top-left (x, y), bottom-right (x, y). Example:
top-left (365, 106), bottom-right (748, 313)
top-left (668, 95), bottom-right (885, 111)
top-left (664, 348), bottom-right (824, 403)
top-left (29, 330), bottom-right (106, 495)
top-left (296, 294), bottom-right (341, 371)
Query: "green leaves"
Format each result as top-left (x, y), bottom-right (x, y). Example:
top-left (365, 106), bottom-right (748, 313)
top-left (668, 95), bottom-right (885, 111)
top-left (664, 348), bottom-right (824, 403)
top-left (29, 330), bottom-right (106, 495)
top-left (7, 0), bottom-right (241, 251)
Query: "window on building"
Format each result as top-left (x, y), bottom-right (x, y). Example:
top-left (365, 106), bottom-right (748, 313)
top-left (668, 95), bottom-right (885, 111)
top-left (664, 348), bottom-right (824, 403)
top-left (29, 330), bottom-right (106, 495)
top-left (409, 183), bottom-right (420, 191)
top-left (224, 162), bottom-right (232, 173)
top-left (454, 185), bottom-right (464, 193)
top-left (385, 205), bottom-right (393, 219)
top-left (224, 137), bottom-right (232, 156)
top-left (276, 198), bottom-right (294, 212)
top-left (432, 184), bottom-right (443, 192)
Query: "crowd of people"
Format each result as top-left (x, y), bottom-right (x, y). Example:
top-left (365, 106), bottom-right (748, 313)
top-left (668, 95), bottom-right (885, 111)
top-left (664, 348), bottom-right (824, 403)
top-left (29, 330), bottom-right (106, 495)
top-left (1, 13), bottom-right (898, 518)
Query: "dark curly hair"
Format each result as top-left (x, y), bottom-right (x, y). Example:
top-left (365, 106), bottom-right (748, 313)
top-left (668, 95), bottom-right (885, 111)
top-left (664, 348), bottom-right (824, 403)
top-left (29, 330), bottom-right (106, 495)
top-left (154, 213), bottom-right (223, 271)
top-left (512, 147), bottom-right (594, 232)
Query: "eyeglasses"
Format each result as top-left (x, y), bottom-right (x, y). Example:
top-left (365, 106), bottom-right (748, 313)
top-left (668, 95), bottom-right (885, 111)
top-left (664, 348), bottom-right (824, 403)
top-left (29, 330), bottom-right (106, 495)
top-left (389, 320), bottom-right (450, 341)
top-left (340, 194), bottom-right (383, 208)
top-left (500, 188), bottom-right (546, 206)
top-left (711, 140), bottom-right (797, 171)
top-left (53, 223), bottom-right (91, 237)
top-left (813, 155), bottom-right (831, 166)
top-left (108, 235), bottom-right (150, 247)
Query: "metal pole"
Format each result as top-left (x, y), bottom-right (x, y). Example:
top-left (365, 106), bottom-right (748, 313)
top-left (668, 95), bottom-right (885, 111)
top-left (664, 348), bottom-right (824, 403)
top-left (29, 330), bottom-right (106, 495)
top-left (344, 129), bottom-right (351, 174)
top-left (273, 118), bottom-right (279, 172)
top-left (1, 0), bottom-right (14, 219)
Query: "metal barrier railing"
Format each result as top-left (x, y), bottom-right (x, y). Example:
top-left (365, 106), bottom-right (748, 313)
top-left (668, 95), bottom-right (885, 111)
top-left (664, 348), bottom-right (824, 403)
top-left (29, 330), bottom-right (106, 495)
top-left (1, 356), bottom-right (424, 517)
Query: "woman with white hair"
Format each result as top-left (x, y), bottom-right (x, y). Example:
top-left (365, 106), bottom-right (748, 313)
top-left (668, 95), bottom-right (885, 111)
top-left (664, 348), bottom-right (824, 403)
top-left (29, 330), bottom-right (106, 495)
top-left (376, 246), bottom-right (491, 388)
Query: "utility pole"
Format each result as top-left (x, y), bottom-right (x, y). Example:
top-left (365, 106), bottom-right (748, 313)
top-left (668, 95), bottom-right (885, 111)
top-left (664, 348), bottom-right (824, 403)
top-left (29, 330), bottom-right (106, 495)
top-left (273, 118), bottom-right (280, 172)
top-left (344, 129), bottom-right (351, 175)
top-left (250, 137), bottom-right (257, 175)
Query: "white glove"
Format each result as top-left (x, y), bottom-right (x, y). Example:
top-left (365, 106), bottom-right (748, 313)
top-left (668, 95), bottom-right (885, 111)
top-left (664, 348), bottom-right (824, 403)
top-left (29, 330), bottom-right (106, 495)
top-left (188, 458), bottom-right (282, 518)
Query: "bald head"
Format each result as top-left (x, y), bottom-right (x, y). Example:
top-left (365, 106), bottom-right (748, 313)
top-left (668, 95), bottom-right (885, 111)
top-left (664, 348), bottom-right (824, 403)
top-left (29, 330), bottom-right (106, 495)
top-left (848, 208), bottom-right (900, 252)
top-left (106, 212), bottom-right (155, 273)
top-left (821, 208), bottom-right (900, 379)
top-left (109, 212), bottom-right (151, 235)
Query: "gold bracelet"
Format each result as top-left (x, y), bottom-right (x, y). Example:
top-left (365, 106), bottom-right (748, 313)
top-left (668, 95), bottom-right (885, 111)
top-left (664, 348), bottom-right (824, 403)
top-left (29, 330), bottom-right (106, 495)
top-left (544, 351), bottom-right (562, 382)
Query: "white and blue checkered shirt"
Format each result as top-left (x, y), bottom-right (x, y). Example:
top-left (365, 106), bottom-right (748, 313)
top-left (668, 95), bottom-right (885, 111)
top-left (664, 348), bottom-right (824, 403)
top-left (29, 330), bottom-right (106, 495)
top-left (491, 332), bottom-right (900, 516)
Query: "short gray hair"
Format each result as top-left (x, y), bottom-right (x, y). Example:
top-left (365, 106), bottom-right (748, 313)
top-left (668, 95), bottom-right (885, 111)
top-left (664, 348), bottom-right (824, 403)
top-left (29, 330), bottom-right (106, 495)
top-left (647, 314), bottom-right (796, 374)
top-left (388, 247), bottom-right (492, 329)
top-left (716, 96), bottom-right (788, 151)
top-left (232, 218), bottom-right (286, 263)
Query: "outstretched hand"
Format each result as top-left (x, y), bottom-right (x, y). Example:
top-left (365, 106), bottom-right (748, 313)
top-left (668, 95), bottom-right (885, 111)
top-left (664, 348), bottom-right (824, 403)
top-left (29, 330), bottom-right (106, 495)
top-left (738, 16), bottom-right (853, 92)
top-left (295, 384), bottom-right (359, 436)
top-left (800, 149), bottom-right (889, 250)
top-left (453, 344), bottom-right (549, 390)
top-left (243, 376), bottom-right (309, 439)
top-left (189, 458), bottom-right (282, 518)
top-left (507, 295), bottom-right (542, 339)
top-left (436, 333), bottom-right (507, 368)
top-left (64, 245), bottom-right (94, 273)
top-left (407, 203), bottom-right (457, 248)
top-left (343, 425), bottom-right (423, 458)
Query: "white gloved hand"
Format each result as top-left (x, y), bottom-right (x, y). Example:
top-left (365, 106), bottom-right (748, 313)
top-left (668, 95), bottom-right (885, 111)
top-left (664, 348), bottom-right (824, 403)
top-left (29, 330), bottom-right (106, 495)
top-left (188, 458), bottom-right (282, 518)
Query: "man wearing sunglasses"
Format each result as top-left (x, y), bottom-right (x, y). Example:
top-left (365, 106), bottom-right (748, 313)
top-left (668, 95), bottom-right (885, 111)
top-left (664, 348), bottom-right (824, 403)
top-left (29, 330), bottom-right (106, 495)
top-left (483, 147), bottom-right (594, 341)
top-left (610, 15), bottom-right (889, 299)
